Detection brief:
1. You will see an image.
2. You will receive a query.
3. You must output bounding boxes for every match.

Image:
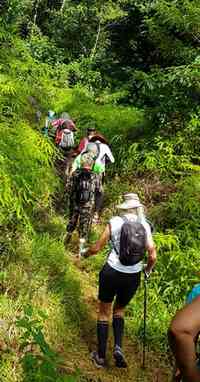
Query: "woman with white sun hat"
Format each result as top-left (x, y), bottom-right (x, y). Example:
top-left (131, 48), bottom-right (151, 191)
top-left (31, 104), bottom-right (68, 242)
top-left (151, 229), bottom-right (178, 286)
top-left (83, 193), bottom-right (157, 368)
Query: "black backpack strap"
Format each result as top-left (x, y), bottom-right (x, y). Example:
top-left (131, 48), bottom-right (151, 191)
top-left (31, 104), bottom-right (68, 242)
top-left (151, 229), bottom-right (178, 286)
top-left (110, 235), bottom-right (119, 255)
top-left (110, 216), bottom-right (127, 255)
top-left (121, 215), bottom-right (129, 223)
top-left (94, 141), bottom-right (100, 160)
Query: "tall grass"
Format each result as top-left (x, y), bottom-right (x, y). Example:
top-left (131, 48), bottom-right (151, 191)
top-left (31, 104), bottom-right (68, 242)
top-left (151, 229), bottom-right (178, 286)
top-left (1, 25), bottom-right (200, 380)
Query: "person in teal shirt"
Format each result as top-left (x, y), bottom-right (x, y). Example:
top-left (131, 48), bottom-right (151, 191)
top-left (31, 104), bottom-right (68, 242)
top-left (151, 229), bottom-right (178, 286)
top-left (169, 285), bottom-right (200, 382)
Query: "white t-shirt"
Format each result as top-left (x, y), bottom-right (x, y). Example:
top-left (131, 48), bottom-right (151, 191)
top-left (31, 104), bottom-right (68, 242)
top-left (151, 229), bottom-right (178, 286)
top-left (95, 141), bottom-right (115, 169)
top-left (72, 141), bottom-right (115, 174)
top-left (107, 213), bottom-right (154, 274)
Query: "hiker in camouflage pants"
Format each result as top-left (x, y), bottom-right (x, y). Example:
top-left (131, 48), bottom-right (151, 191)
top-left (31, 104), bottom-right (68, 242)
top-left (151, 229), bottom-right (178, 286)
top-left (66, 170), bottom-right (97, 240)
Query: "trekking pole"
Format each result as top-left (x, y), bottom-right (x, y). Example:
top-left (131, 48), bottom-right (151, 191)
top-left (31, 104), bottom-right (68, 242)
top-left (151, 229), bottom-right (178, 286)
top-left (142, 270), bottom-right (148, 369)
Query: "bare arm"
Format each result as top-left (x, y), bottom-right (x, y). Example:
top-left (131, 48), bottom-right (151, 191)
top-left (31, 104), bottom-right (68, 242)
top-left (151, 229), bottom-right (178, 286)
top-left (145, 244), bottom-right (157, 274)
top-left (106, 146), bottom-right (115, 163)
top-left (84, 224), bottom-right (110, 258)
top-left (168, 296), bottom-right (200, 382)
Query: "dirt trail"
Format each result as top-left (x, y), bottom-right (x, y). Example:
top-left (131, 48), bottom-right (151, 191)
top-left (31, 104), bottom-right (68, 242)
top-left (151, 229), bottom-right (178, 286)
top-left (61, 254), bottom-right (171, 382)
top-left (57, 169), bottom-right (172, 381)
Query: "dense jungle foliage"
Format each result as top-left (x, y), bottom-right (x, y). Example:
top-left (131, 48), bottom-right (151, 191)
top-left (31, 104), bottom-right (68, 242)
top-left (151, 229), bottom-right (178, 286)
top-left (0, 0), bottom-right (200, 381)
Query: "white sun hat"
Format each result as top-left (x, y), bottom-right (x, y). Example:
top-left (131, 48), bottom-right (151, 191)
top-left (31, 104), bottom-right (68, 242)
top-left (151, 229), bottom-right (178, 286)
top-left (117, 193), bottom-right (143, 209)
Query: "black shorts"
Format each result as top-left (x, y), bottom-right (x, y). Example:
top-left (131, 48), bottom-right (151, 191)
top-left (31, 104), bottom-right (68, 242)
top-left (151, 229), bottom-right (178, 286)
top-left (98, 263), bottom-right (141, 307)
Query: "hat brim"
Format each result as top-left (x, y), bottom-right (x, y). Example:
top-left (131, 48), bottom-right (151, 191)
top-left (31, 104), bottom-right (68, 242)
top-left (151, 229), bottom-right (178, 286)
top-left (117, 201), bottom-right (143, 209)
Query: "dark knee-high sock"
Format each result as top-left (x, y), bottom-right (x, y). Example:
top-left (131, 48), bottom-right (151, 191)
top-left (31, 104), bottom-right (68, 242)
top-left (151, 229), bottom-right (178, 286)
top-left (112, 316), bottom-right (124, 348)
top-left (97, 321), bottom-right (109, 359)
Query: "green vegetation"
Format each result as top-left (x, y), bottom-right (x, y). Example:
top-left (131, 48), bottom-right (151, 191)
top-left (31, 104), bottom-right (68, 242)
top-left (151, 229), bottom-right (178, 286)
top-left (0, 0), bottom-right (200, 380)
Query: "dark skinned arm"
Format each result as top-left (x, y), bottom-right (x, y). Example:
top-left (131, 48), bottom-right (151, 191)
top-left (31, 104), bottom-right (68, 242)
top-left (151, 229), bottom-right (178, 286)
top-left (168, 296), bottom-right (200, 382)
top-left (144, 244), bottom-right (157, 275)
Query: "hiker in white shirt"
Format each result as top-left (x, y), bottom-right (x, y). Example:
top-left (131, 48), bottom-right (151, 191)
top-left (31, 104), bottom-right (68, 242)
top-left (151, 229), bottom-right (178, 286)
top-left (82, 193), bottom-right (156, 368)
top-left (89, 134), bottom-right (114, 223)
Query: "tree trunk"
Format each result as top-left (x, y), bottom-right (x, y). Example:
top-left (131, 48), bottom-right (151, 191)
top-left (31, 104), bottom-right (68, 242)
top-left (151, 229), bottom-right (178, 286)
top-left (33, 0), bottom-right (40, 25)
top-left (60, 0), bottom-right (66, 13)
top-left (90, 19), bottom-right (101, 60)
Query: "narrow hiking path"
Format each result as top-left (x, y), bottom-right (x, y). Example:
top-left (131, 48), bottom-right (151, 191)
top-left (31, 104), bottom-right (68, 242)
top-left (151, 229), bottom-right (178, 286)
top-left (61, 242), bottom-right (171, 382)
top-left (54, 152), bottom-right (172, 381)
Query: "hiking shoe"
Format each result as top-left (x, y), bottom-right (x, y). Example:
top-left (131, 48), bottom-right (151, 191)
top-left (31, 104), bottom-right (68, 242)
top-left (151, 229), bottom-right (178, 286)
top-left (113, 346), bottom-right (127, 368)
top-left (91, 351), bottom-right (106, 368)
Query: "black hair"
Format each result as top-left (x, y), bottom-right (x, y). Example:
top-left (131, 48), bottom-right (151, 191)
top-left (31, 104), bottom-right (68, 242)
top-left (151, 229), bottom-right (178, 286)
top-left (87, 127), bottom-right (96, 132)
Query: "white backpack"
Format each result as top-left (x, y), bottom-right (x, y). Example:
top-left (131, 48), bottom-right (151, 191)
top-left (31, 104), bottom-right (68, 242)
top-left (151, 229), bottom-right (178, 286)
top-left (60, 129), bottom-right (74, 148)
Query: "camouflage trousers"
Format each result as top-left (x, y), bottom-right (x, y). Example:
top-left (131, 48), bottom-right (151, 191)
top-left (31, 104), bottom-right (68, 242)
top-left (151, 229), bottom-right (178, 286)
top-left (66, 196), bottom-right (95, 239)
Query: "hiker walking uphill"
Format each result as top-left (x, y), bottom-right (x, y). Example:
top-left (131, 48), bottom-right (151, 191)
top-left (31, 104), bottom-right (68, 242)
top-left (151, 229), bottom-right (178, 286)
top-left (74, 126), bottom-right (97, 155)
top-left (82, 193), bottom-right (157, 368)
top-left (49, 118), bottom-right (77, 179)
top-left (42, 110), bottom-right (56, 136)
top-left (72, 132), bottom-right (114, 223)
top-left (43, 110), bottom-right (77, 143)
top-left (62, 126), bottom-right (96, 189)
top-left (90, 133), bottom-right (114, 223)
top-left (64, 145), bottom-right (99, 256)
top-left (54, 119), bottom-right (76, 154)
